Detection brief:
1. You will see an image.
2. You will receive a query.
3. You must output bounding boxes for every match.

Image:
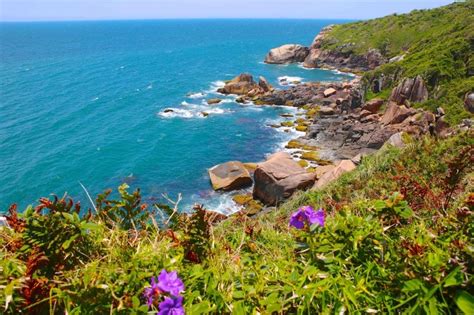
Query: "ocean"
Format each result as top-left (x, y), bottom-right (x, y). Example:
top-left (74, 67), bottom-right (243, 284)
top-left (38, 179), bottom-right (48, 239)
top-left (0, 19), bottom-right (352, 213)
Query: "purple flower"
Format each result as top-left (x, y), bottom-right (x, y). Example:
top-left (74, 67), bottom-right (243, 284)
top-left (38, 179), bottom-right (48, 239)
top-left (308, 208), bottom-right (325, 227)
top-left (157, 269), bottom-right (185, 296)
top-left (289, 206), bottom-right (325, 229)
top-left (159, 296), bottom-right (185, 315)
top-left (143, 277), bottom-right (161, 306)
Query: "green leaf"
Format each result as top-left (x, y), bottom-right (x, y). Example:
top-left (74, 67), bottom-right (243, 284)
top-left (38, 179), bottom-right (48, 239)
top-left (455, 290), bottom-right (474, 314)
top-left (443, 267), bottom-right (463, 287)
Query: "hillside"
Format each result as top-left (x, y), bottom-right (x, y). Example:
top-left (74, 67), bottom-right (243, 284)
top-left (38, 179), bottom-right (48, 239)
top-left (1, 132), bottom-right (473, 313)
top-left (312, 0), bottom-right (474, 124)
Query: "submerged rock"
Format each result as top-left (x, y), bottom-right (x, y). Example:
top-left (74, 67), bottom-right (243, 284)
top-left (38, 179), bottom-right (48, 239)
top-left (208, 161), bottom-right (253, 191)
top-left (253, 152), bottom-right (316, 205)
top-left (264, 44), bottom-right (309, 64)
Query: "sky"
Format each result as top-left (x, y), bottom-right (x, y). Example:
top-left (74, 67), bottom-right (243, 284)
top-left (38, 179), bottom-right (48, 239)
top-left (0, 0), bottom-right (455, 22)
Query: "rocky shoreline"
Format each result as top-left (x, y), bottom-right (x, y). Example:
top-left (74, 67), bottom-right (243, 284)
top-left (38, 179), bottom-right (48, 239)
top-left (192, 26), bottom-right (472, 216)
top-left (154, 29), bottom-right (473, 214)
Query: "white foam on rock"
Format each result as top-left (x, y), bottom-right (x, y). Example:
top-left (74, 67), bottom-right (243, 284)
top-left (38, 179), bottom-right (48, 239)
top-left (278, 76), bottom-right (304, 86)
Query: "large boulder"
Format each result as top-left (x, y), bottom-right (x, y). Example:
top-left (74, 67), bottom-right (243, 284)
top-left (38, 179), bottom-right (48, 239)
top-left (313, 160), bottom-right (356, 189)
top-left (208, 161), bottom-right (253, 191)
top-left (265, 44), bottom-right (310, 64)
top-left (362, 99), bottom-right (384, 113)
top-left (389, 76), bottom-right (428, 105)
top-left (258, 76), bottom-right (273, 92)
top-left (380, 102), bottom-right (417, 125)
top-left (217, 74), bottom-right (259, 95)
top-left (253, 152), bottom-right (316, 205)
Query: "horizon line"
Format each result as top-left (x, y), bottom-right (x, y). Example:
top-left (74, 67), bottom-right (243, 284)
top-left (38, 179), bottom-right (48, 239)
top-left (0, 17), bottom-right (359, 23)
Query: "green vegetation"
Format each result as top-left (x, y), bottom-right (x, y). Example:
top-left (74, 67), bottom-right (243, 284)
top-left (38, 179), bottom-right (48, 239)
top-left (1, 132), bottom-right (472, 313)
top-left (322, 0), bottom-right (474, 124)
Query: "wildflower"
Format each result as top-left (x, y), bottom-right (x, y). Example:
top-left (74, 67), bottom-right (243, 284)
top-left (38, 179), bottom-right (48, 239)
top-left (159, 296), bottom-right (185, 315)
top-left (143, 276), bottom-right (161, 306)
top-left (157, 269), bottom-right (185, 296)
top-left (289, 206), bottom-right (325, 229)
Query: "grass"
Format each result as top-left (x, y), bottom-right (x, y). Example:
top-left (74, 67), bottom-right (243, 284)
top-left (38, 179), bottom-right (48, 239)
top-left (1, 131), bottom-right (472, 314)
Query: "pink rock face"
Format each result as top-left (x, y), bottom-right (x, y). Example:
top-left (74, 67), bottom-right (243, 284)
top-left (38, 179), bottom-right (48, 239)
top-left (389, 76), bottom-right (428, 105)
top-left (313, 160), bottom-right (356, 189)
top-left (208, 161), bottom-right (253, 191)
top-left (380, 102), bottom-right (417, 125)
top-left (264, 44), bottom-right (310, 64)
top-left (324, 88), bottom-right (337, 97)
top-left (253, 152), bottom-right (316, 206)
top-left (362, 99), bottom-right (384, 113)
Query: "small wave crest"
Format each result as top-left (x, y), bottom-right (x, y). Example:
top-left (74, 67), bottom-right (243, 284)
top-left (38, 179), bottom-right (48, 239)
top-left (187, 92), bottom-right (207, 99)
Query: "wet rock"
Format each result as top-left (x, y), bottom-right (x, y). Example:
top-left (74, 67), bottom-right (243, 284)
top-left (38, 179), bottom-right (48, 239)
top-left (253, 152), bottom-right (316, 205)
top-left (208, 161), bottom-right (253, 191)
top-left (258, 76), bottom-right (273, 92)
top-left (264, 44), bottom-right (310, 64)
top-left (207, 98), bottom-right (222, 105)
top-left (217, 73), bottom-right (259, 95)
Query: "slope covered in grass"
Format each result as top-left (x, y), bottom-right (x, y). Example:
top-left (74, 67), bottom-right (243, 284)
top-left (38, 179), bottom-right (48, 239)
top-left (321, 0), bottom-right (474, 124)
top-left (1, 131), bottom-right (472, 314)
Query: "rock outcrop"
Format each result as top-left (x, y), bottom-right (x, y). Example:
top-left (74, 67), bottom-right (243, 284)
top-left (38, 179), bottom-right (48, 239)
top-left (389, 76), bottom-right (428, 105)
top-left (208, 161), bottom-right (253, 191)
top-left (380, 102), bottom-right (417, 125)
top-left (464, 92), bottom-right (474, 114)
top-left (217, 73), bottom-right (258, 95)
top-left (313, 160), bottom-right (356, 189)
top-left (302, 25), bottom-right (386, 71)
top-left (253, 152), bottom-right (316, 205)
top-left (217, 74), bottom-right (272, 98)
top-left (362, 99), bottom-right (384, 113)
top-left (264, 44), bottom-right (309, 64)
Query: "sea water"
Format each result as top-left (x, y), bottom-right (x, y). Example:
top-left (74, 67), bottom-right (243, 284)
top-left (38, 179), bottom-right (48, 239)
top-left (0, 19), bottom-right (352, 213)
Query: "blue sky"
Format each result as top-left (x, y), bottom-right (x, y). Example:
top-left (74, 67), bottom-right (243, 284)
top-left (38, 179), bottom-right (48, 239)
top-left (0, 0), bottom-right (454, 21)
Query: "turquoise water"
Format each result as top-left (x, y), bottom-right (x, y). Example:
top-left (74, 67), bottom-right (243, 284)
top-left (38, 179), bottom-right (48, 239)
top-left (0, 19), bottom-right (351, 213)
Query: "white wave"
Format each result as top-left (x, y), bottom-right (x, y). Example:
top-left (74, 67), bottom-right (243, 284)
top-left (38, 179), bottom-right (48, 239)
top-left (158, 102), bottom-right (231, 119)
top-left (187, 92), bottom-right (207, 99)
top-left (332, 69), bottom-right (357, 77)
top-left (297, 63), bottom-right (312, 70)
top-left (278, 76), bottom-right (303, 86)
top-left (146, 83), bottom-right (153, 90)
top-left (207, 80), bottom-right (226, 93)
top-left (158, 108), bottom-right (194, 119)
top-left (187, 190), bottom-right (245, 216)
top-left (92, 97), bottom-right (99, 101)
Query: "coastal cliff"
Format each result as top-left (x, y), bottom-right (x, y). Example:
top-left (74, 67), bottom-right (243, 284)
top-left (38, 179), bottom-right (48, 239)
top-left (2, 2), bottom-right (474, 314)
top-left (266, 0), bottom-right (474, 124)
